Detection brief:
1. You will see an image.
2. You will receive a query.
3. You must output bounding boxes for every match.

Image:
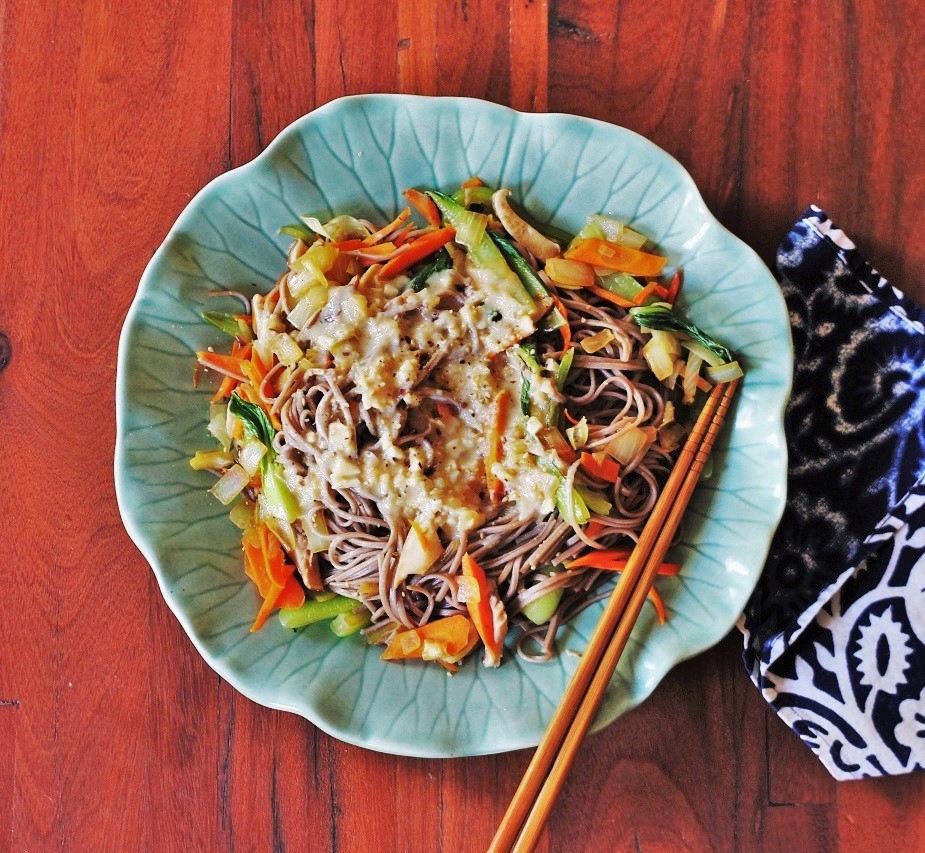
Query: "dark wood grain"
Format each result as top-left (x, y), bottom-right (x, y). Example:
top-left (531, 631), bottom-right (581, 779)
top-left (0, 0), bottom-right (923, 850)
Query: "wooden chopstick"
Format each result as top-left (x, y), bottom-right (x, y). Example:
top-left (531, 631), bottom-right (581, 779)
top-left (490, 379), bottom-right (738, 853)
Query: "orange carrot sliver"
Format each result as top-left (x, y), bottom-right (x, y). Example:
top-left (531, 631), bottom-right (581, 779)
top-left (332, 238), bottom-right (365, 251)
top-left (461, 176), bottom-right (484, 189)
top-left (565, 238), bottom-right (667, 277)
top-left (567, 549), bottom-right (681, 576)
top-left (549, 291), bottom-right (572, 352)
top-left (485, 389), bottom-right (511, 502)
top-left (380, 226), bottom-right (455, 279)
top-left (211, 374), bottom-right (238, 402)
top-left (362, 208), bottom-right (411, 246)
top-left (461, 554), bottom-right (502, 659)
top-left (381, 614), bottom-right (472, 661)
top-left (666, 270), bottom-right (682, 304)
top-left (586, 283), bottom-right (636, 309)
top-left (403, 189), bottom-right (442, 227)
top-left (648, 587), bottom-right (667, 624)
top-left (580, 451), bottom-right (621, 482)
top-left (196, 351), bottom-right (248, 381)
top-left (633, 283), bottom-right (661, 306)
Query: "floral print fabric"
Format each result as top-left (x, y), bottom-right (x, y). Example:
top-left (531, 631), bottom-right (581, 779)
top-left (740, 207), bottom-right (925, 779)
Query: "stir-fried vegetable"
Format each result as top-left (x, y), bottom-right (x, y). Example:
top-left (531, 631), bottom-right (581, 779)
top-left (565, 238), bottom-right (667, 276)
top-left (428, 191), bottom-right (536, 310)
top-left (278, 594), bottom-right (358, 630)
top-left (630, 304), bottom-right (734, 363)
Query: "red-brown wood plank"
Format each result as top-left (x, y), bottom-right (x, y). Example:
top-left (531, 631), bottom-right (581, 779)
top-left (398, 0), bottom-right (437, 95)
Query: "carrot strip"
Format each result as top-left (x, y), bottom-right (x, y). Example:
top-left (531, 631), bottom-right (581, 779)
top-left (461, 554), bottom-right (502, 662)
top-left (648, 587), bottom-right (667, 624)
top-left (586, 283), bottom-right (636, 309)
top-left (392, 223), bottom-right (416, 247)
top-left (633, 283), bottom-right (661, 306)
top-left (549, 291), bottom-right (572, 352)
top-left (666, 270), bottom-right (682, 304)
top-left (565, 238), bottom-right (667, 276)
top-left (562, 408), bottom-right (580, 426)
top-left (381, 615), bottom-right (473, 661)
top-left (403, 189), bottom-right (442, 227)
top-left (362, 208), bottom-right (411, 246)
top-left (485, 390), bottom-right (511, 502)
top-left (211, 374), bottom-right (238, 402)
top-left (584, 520), bottom-right (606, 539)
top-left (461, 176), bottom-right (484, 189)
top-left (276, 573), bottom-right (306, 610)
top-left (332, 238), bottom-right (366, 251)
top-left (196, 351), bottom-right (248, 381)
top-left (580, 451), bottom-right (621, 482)
top-left (379, 226), bottom-right (455, 279)
top-left (566, 549), bottom-right (681, 575)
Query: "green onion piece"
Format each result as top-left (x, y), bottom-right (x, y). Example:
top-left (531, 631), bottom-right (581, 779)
top-left (451, 186), bottom-right (495, 207)
top-left (489, 233), bottom-right (550, 300)
top-left (520, 375), bottom-right (531, 417)
top-left (280, 223), bottom-right (314, 242)
top-left (202, 311), bottom-right (243, 338)
top-left (330, 610), bottom-right (372, 637)
top-left (706, 360), bottom-right (744, 383)
top-left (629, 305), bottom-right (734, 364)
top-left (679, 339), bottom-right (725, 369)
top-left (599, 272), bottom-right (643, 301)
top-left (556, 481), bottom-right (590, 525)
top-left (567, 219), bottom-right (606, 251)
top-left (539, 307), bottom-right (567, 332)
top-left (542, 461), bottom-right (591, 525)
top-left (261, 463), bottom-right (301, 524)
top-left (575, 484), bottom-right (611, 516)
top-left (522, 587), bottom-right (564, 625)
top-left (454, 210), bottom-right (490, 248)
top-left (555, 347), bottom-right (575, 390)
top-left (518, 341), bottom-right (542, 373)
top-left (408, 249), bottom-right (452, 292)
top-left (278, 595), bottom-right (358, 630)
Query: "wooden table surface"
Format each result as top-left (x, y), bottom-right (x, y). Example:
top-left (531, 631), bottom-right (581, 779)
top-left (2, 0), bottom-right (923, 850)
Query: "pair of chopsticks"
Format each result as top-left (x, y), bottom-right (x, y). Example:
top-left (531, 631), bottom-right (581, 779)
top-left (489, 379), bottom-right (739, 853)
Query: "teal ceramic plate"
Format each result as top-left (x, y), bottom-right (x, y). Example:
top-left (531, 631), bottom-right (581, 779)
top-left (115, 95), bottom-right (792, 757)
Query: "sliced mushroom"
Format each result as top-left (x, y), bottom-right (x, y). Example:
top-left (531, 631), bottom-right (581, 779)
top-left (491, 188), bottom-right (560, 261)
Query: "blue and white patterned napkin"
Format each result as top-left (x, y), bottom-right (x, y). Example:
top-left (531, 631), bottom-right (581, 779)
top-left (740, 206), bottom-right (925, 780)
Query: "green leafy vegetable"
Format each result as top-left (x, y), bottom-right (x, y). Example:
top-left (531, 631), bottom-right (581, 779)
top-left (279, 223), bottom-right (314, 242)
top-left (489, 233), bottom-right (550, 300)
top-left (408, 249), bottom-right (452, 292)
top-left (520, 375), bottom-right (532, 417)
top-left (202, 311), bottom-right (242, 338)
top-left (629, 304), bottom-right (734, 363)
top-left (555, 347), bottom-right (575, 390)
top-left (229, 393), bottom-right (276, 451)
top-left (518, 340), bottom-right (542, 373)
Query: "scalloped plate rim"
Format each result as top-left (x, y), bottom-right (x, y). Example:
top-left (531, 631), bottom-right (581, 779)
top-left (115, 93), bottom-right (792, 758)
